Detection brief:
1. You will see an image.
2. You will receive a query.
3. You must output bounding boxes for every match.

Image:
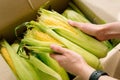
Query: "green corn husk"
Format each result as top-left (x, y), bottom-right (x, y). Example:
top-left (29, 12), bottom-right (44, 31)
top-left (110, 39), bottom-right (120, 47)
top-left (26, 21), bottom-right (102, 69)
top-left (28, 55), bottom-right (63, 80)
top-left (29, 51), bottom-right (70, 80)
top-left (21, 38), bottom-right (57, 47)
top-left (102, 40), bottom-right (113, 50)
top-left (20, 38), bottom-right (64, 47)
top-left (24, 46), bottom-right (53, 53)
top-left (36, 52), bottom-right (70, 80)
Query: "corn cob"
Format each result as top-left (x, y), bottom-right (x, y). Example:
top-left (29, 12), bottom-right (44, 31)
top-left (26, 21), bottom-right (102, 69)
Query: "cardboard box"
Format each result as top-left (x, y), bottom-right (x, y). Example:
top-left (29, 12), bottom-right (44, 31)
top-left (0, 0), bottom-right (120, 80)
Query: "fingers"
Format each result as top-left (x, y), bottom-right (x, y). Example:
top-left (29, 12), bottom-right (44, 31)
top-left (50, 44), bottom-right (83, 57)
top-left (50, 53), bottom-right (65, 63)
top-left (50, 44), bottom-right (71, 55)
top-left (50, 44), bottom-right (71, 64)
top-left (68, 20), bottom-right (98, 36)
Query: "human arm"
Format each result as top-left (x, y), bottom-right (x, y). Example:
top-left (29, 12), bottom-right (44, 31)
top-left (50, 44), bottom-right (117, 80)
top-left (68, 20), bottom-right (120, 41)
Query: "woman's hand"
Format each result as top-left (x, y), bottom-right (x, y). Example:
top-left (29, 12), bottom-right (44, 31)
top-left (50, 44), bottom-right (95, 80)
top-left (68, 20), bottom-right (120, 41)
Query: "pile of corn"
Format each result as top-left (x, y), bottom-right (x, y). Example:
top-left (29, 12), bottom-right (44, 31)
top-left (0, 2), bottom-right (113, 80)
